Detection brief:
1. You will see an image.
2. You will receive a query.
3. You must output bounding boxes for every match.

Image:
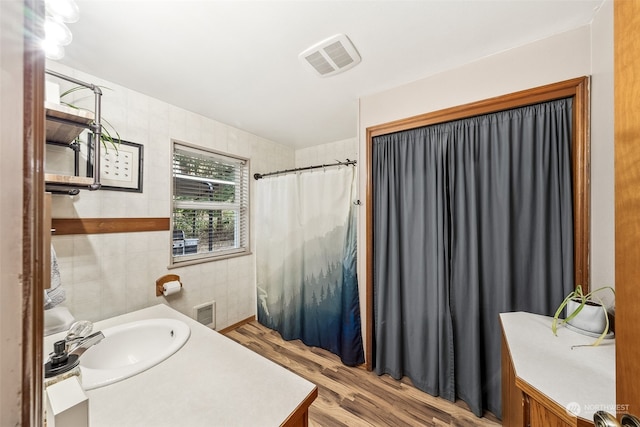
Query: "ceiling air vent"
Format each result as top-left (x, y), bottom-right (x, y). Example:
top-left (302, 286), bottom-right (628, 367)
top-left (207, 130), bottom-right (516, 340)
top-left (299, 34), bottom-right (361, 77)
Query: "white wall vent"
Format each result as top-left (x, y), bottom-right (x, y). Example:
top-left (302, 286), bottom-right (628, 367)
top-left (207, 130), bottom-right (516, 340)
top-left (299, 34), bottom-right (361, 77)
top-left (193, 301), bottom-right (215, 329)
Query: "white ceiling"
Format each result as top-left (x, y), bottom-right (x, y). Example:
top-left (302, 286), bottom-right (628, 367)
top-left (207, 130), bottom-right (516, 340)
top-left (60, 0), bottom-right (604, 149)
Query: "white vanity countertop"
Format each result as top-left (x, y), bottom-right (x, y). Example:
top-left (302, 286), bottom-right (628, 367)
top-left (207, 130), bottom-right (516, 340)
top-left (45, 304), bottom-right (317, 427)
top-left (500, 311), bottom-right (615, 422)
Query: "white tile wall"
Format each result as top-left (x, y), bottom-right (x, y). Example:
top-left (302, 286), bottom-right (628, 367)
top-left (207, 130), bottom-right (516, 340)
top-left (46, 63), bottom-right (355, 330)
top-left (294, 137), bottom-right (358, 168)
top-left (47, 62), bottom-right (294, 329)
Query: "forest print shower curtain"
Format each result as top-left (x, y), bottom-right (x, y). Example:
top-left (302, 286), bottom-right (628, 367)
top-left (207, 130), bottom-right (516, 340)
top-left (255, 166), bottom-right (364, 366)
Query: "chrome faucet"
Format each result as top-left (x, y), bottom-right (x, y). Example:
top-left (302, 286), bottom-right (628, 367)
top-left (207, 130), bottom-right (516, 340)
top-left (45, 325), bottom-right (105, 378)
top-left (67, 330), bottom-right (105, 357)
top-left (60, 320), bottom-right (105, 357)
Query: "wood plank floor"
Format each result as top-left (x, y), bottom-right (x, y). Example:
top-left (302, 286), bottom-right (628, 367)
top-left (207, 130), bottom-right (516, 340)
top-left (224, 321), bottom-right (502, 427)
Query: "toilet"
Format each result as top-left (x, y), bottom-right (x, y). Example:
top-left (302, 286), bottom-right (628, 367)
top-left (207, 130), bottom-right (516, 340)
top-left (44, 306), bottom-right (75, 336)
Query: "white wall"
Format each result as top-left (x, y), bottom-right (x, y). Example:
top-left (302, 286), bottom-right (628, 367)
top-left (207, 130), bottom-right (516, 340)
top-left (0, 0), bottom-right (24, 423)
top-left (590, 0), bottom-right (615, 302)
top-left (295, 137), bottom-right (358, 168)
top-left (358, 23), bottom-right (614, 352)
top-left (47, 63), bottom-right (294, 329)
top-left (360, 26), bottom-right (592, 130)
top-left (43, 7), bottom-right (615, 352)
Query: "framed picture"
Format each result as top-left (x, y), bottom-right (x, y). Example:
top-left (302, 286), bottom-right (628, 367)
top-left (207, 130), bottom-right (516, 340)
top-left (88, 138), bottom-right (144, 192)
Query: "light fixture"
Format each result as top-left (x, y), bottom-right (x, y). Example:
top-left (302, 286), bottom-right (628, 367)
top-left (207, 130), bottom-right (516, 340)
top-left (42, 0), bottom-right (79, 60)
top-left (46, 0), bottom-right (80, 23)
top-left (41, 39), bottom-right (65, 60)
top-left (44, 17), bottom-right (72, 46)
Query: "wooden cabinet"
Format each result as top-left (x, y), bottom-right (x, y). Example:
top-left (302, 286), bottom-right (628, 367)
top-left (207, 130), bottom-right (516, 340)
top-left (529, 398), bottom-right (570, 427)
top-left (501, 312), bottom-right (614, 427)
top-left (502, 332), bottom-right (526, 426)
top-left (528, 397), bottom-right (594, 427)
top-left (502, 330), bottom-right (595, 427)
top-left (502, 329), bottom-right (580, 427)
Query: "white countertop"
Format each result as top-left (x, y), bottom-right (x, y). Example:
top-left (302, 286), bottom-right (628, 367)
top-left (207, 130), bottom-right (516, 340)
top-left (500, 311), bottom-right (615, 422)
top-left (45, 304), bottom-right (317, 427)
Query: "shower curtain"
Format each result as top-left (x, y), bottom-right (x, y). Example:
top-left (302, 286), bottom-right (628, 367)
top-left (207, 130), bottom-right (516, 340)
top-left (255, 166), bottom-right (364, 366)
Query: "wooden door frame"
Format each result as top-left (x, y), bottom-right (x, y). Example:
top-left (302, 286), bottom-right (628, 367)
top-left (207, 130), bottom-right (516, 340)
top-left (614, 0), bottom-right (640, 419)
top-left (364, 77), bottom-right (591, 369)
top-left (23, 0), bottom-right (46, 424)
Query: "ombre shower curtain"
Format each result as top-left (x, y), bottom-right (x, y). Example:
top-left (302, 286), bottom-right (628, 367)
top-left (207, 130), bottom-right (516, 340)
top-left (255, 166), bottom-right (364, 366)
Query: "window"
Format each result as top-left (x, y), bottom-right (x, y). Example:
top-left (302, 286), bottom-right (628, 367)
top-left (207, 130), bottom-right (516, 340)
top-left (171, 141), bottom-right (249, 265)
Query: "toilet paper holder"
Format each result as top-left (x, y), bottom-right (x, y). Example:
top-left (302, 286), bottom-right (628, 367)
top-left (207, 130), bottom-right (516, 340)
top-left (156, 274), bottom-right (183, 297)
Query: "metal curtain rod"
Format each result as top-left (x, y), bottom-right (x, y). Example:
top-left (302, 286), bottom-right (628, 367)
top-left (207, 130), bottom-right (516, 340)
top-left (253, 159), bottom-right (357, 180)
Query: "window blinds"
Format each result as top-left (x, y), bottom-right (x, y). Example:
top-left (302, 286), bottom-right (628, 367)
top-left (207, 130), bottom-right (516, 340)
top-left (172, 142), bottom-right (249, 262)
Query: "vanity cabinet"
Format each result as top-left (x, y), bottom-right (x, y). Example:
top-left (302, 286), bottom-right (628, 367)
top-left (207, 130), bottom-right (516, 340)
top-left (502, 338), bottom-right (593, 427)
top-left (501, 312), bottom-right (614, 427)
top-left (529, 398), bottom-right (577, 427)
top-left (43, 304), bottom-right (318, 427)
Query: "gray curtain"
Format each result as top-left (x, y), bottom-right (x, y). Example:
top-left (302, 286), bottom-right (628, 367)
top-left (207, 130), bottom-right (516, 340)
top-left (372, 98), bottom-right (574, 418)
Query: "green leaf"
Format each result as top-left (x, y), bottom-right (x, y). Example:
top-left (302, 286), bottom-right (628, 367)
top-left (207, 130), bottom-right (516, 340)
top-left (552, 291), bottom-right (576, 335)
top-left (59, 85), bottom-right (120, 152)
top-left (552, 284), bottom-right (615, 346)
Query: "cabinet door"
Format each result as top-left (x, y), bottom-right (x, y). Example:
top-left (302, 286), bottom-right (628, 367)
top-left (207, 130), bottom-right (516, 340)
top-left (614, 0), bottom-right (640, 419)
top-left (501, 331), bottom-right (525, 426)
top-left (529, 398), bottom-right (573, 427)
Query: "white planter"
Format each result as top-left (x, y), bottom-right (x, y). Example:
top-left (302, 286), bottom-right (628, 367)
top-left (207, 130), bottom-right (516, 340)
top-left (566, 299), bottom-right (607, 335)
top-left (45, 80), bottom-right (60, 104)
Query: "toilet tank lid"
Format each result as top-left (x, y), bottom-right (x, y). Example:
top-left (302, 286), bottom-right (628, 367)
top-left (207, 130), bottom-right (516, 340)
top-left (44, 306), bottom-right (75, 337)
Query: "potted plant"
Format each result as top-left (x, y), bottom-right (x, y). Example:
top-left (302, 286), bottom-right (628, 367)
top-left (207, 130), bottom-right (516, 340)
top-left (60, 85), bottom-right (121, 151)
top-left (551, 285), bottom-right (615, 346)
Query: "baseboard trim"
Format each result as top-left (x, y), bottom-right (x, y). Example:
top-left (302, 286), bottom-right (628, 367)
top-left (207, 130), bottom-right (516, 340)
top-left (219, 315), bottom-right (255, 335)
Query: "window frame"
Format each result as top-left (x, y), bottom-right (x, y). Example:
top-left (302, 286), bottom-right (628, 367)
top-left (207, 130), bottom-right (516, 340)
top-left (169, 139), bottom-right (250, 267)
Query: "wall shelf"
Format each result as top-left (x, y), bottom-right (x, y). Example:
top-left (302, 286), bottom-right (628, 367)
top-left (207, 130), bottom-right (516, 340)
top-left (45, 173), bottom-right (94, 186)
top-left (44, 69), bottom-right (103, 194)
top-left (45, 101), bottom-right (94, 144)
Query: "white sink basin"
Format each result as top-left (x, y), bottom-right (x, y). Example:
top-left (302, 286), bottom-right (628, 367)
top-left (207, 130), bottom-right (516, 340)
top-left (80, 318), bottom-right (190, 390)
